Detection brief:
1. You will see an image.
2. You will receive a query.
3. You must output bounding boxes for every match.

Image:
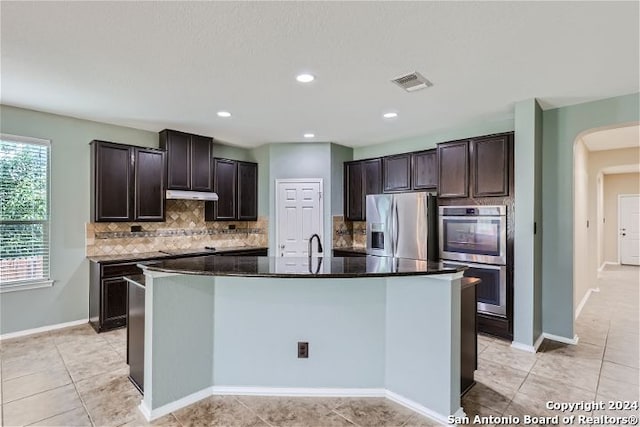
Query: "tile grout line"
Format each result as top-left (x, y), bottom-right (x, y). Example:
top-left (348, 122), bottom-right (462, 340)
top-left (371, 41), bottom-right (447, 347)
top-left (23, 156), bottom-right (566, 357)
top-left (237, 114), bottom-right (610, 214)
top-left (231, 395), bottom-right (278, 427)
top-left (53, 336), bottom-right (97, 427)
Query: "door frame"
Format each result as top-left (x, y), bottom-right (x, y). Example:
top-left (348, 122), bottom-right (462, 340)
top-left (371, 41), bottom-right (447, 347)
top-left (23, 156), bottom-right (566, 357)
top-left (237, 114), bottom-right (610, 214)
top-left (274, 178), bottom-right (324, 257)
top-left (618, 193), bottom-right (640, 264)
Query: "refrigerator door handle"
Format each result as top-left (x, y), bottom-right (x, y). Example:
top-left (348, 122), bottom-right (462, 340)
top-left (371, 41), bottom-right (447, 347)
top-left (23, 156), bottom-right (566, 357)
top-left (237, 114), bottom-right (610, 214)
top-left (394, 200), bottom-right (400, 256)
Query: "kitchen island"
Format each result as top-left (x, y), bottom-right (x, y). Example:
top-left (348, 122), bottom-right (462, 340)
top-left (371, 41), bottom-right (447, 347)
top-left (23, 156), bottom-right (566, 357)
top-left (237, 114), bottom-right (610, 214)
top-left (136, 255), bottom-right (469, 424)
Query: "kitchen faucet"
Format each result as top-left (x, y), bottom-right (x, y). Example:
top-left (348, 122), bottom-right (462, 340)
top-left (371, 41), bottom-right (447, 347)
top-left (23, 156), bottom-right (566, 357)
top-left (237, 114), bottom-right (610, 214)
top-left (308, 234), bottom-right (323, 258)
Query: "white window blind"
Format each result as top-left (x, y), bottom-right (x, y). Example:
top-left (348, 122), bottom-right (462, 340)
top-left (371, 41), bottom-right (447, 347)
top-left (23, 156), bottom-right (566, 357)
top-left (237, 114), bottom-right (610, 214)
top-left (0, 134), bottom-right (51, 289)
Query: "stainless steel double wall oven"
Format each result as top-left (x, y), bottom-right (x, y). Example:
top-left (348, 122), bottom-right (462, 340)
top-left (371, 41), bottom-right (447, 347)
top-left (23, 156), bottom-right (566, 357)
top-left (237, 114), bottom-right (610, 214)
top-left (439, 205), bottom-right (507, 317)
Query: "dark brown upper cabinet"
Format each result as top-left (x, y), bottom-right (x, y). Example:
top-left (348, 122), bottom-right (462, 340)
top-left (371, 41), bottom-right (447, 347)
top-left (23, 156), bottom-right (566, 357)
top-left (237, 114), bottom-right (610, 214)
top-left (345, 161), bottom-right (364, 221)
top-left (437, 140), bottom-right (469, 198)
top-left (471, 134), bottom-right (510, 197)
top-left (411, 149), bottom-right (438, 190)
top-left (383, 154), bottom-right (411, 192)
top-left (134, 148), bottom-right (165, 221)
top-left (160, 129), bottom-right (213, 192)
top-left (212, 158), bottom-right (236, 220)
top-left (237, 161), bottom-right (258, 220)
top-left (91, 141), bottom-right (165, 222)
top-left (344, 158), bottom-right (382, 221)
top-left (91, 141), bottom-right (132, 222)
top-left (205, 158), bottom-right (258, 221)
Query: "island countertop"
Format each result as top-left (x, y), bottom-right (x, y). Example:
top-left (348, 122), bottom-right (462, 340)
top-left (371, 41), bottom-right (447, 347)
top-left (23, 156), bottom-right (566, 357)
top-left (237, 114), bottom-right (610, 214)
top-left (139, 254), bottom-right (466, 278)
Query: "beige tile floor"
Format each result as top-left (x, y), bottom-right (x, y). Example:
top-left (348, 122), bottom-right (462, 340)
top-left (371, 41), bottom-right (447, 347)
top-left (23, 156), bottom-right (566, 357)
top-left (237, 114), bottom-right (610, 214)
top-left (1, 265), bottom-right (638, 426)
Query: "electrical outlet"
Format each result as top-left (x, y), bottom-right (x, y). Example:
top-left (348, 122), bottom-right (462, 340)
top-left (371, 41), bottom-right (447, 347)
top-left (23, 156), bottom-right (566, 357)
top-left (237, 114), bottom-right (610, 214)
top-left (298, 342), bottom-right (309, 358)
top-left (228, 224), bottom-right (236, 230)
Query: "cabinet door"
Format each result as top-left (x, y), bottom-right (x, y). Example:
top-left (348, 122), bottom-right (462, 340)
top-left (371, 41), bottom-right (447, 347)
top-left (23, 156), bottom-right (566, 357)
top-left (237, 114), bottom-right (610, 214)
top-left (161, 130), bottom-right (191, 190)
top-left (237, 161), bottom-right (258, 220)
top-left (134, 148), bottom-right (165, 221)
top-left (102, 277), bottom-right (127, 329)
top-left (344, 161), bottom-right (364, 221)
top-left (363, 158), bottom-right (382, 198)
top-left (438, 141), bottom-right (469, 198)
top-left (211, 158), bottom-right (237, 220)
top-left (472, 135), bottom-right (509, 197)
top-left (93, 141), bottom-right (132, 221)
top-left (190, 135), bottom-right (214, 191)
top-left (383, 154), bottom-right (411, 192)
top-left (412, 149), bottom-right (438, 190)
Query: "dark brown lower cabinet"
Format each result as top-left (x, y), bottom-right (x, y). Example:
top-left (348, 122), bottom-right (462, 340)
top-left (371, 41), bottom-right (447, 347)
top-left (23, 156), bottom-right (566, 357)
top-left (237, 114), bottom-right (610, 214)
top-left (90, 261), bottom-right (141, 333)
top-left (461, 277), bottom-right (479, 395)
top-left (127, 277), bottom-right (145, 393)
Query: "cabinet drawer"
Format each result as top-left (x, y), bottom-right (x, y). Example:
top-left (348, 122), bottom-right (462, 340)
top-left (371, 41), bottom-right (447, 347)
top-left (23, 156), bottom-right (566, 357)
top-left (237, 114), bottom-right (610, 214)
top-left (101, 263), bottom-right (142, 278)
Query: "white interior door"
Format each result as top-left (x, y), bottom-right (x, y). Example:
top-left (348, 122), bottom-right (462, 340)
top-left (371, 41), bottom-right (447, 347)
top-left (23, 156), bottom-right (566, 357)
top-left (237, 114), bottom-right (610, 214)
top-left (276, 179), bottom-right (323, 258)
top-left (619, 194), bottom-right (640, 265)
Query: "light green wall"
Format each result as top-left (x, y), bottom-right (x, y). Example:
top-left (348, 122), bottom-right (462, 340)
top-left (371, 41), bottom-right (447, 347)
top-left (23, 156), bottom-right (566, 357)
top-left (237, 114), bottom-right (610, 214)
top-left (248, 145), bottom-right (270, 218)
top-left (512, 99), bottom-right (543, 348)
top-left (267, 143), bottom-right (334, 254)
top-left (353, 118), bottom-right (514, 159)
top-left (542, 92), bottom-right (640, 339)
top-left (330, 143), bottom-right (354, 215)
top-left (533, 102), bottom-right (543, 341)
top-left (0, 105), bottom-right (157, 334)
top-left (213, 143), bottom-right (252, 162)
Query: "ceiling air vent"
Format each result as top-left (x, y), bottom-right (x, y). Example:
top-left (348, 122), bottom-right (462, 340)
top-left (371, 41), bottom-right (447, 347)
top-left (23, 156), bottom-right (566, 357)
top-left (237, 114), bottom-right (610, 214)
top-left (391, 71), bottom-right (433, 92)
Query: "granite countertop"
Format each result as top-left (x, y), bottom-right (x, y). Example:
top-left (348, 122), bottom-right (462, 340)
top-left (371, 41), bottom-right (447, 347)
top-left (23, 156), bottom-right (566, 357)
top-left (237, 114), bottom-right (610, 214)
top-left (87, 246), bottom-right (268, 264)
top-left (140, 255), bottom-right (466, 278)
top-left (123, 274), bottom-right (146, 287)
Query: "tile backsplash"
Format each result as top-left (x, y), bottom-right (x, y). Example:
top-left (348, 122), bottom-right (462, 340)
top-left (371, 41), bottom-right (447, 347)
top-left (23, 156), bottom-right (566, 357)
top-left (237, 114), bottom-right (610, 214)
top-left (86, 200), bottom-right (267, 256)
top-left (332, 216), bottom-right (366, 249)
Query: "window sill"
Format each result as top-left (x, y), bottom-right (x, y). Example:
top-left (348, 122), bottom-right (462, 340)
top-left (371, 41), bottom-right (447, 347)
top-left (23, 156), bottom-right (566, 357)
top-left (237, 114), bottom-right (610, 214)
top-left (0, 279), bottom-right (54, 293)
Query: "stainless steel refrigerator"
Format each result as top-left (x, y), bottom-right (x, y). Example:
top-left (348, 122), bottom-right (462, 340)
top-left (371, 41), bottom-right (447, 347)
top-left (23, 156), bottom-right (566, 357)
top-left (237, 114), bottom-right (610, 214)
top-left (365, 192), bottom-right (438, 261)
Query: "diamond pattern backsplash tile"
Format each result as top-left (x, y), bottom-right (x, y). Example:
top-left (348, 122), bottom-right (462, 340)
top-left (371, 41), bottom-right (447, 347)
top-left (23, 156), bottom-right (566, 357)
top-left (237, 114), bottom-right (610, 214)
top-left (86, 200), bottom-right (267, 256)
top-left (332, 216), bottom-right (366, 249)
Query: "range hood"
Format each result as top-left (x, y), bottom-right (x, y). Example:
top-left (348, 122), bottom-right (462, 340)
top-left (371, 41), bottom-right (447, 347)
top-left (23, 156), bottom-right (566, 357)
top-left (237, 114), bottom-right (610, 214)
top-left (165, 190), bottom-right (219, 201)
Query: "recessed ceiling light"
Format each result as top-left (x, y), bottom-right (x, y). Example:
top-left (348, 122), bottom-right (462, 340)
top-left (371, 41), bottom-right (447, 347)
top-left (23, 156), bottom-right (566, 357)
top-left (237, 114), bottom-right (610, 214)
top-left (217, 111), bottom-right (232, 118)
top-left (383, 112), bottom-right (398, 119)
top-left (303, 133), bottom-right (315, 138)
top-left (296, 73), bottom-right (315, 83)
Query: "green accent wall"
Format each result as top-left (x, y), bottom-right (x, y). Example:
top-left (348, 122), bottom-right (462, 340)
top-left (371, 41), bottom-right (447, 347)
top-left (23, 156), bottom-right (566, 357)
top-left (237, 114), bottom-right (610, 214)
top-left (248, 144), bottom-right (270, 218)
top-left (541, 92), bottom-right (639, 339)
top-left (0, 105), bottom-right (157, 334)
top-left (353, 118), bottom-right (514, 159)
top-left (513, 99), bottom-right (543, 347)
top-left (330, 144), bottom-right (354, 215)
top-left (0, 105), bottom-right (252, 335)
top-left (267, 143), bottom-right (333, 255)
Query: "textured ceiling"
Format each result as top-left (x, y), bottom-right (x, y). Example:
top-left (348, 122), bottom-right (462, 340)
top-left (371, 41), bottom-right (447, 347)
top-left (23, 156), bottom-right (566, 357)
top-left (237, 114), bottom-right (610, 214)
top-left (1, 1), bottom-right (639, 148)
top-left (583, 125), bottom-right (640, 151)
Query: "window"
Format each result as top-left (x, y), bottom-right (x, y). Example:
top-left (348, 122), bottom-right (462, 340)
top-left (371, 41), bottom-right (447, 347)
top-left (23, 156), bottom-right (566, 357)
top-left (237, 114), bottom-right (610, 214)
top-left (0, 134), bottom-right (52, 291)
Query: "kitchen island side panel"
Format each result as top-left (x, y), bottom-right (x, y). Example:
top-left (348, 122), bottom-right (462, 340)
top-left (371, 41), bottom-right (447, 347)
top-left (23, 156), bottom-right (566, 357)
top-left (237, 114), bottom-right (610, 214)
top-left (212, 276), bottom-right (386, 388)
top-left (385, 274), bottom-right (462, 417)
top-left (143, 274), bottom-right (215, 411)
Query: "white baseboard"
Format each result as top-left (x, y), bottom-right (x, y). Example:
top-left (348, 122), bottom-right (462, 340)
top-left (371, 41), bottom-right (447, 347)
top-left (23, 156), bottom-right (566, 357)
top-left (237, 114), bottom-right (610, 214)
top-left (542, 333), bottom-right (579, 345)
top-left (575, 287), bottom-right (600, 320)
top-left (510, 333), bottom-right (545, 353)
top-left (211, 386), bottom-right (385, 397)
top-left (140, 386), bottom-right (212, 421)
top-left (385, 389), bottom-right (457, 425)
top-left (598, 261), bottom-right (620, 272)
top-left (139, 386), bottom-right (452, 424)
top-left (0, 318), bottom-right (89, 341)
